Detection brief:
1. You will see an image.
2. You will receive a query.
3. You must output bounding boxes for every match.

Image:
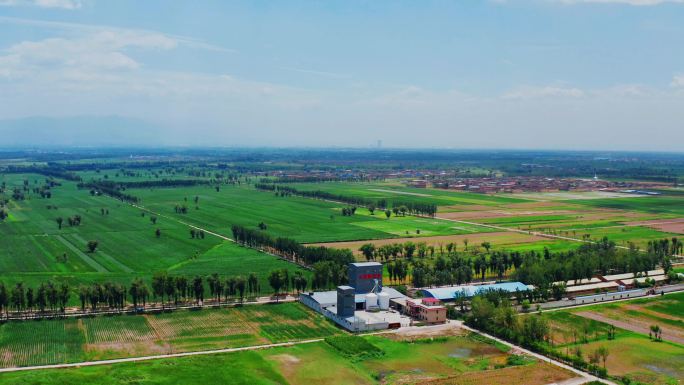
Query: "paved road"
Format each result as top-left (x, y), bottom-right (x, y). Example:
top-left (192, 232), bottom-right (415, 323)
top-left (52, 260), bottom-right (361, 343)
top-left (536, 287), bottom-right (684, 313)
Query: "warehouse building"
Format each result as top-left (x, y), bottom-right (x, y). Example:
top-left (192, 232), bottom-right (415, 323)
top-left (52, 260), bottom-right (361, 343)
top-left (554, 269), bottom-right (667, 295)
top-left (300, 262), bottom-right (410, 332)
top-left (419, 281), bottom-right (531, 301)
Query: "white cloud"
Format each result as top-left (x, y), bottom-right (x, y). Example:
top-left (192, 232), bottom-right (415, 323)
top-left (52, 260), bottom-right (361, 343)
top-left (0, 30), bottom-right (177, 78)
top-left (0, 26), bottom-right (319, 137)
top-left (0, 17), bottom-right (682, 149)
top-left (502, 85), bottom-right (585, 100)
top-left (0, 16), bottom-right (235, 53)
top-left (671, 74), bottom-right (684, 87)
top-left (551, 0), bottom-right (684, 6)
top-left (280, 67), bottom-right (351, 79)
top-left (0, 0), bottom-right (82, 9)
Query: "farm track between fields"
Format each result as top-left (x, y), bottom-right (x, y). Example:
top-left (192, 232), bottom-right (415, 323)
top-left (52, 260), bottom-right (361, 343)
top-left (215, 187), bottom-right (665, 254)
top-left (548, 218), bottom-right (684, 234)
top-left (127, 187), bottom-right (683, 259)
top-left (574, 311), bottom-right (684, 345)
top-left (435, 215), bottom-right (640, 252)
top-left (0, 338), bottom-right (325, 373)
top-left (122, 201), bottom-right (313, 270)
top-left (0, 320), bottom-right (603, 385)
top-left (437, 216), bottom-right (684, 259)
top-left (54, 235), bottom-right (108, 272)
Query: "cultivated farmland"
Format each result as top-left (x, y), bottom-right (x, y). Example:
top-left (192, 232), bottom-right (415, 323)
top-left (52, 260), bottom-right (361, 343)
top-left (0, 333), bottom-right (578, 385)
top-left (2, 150), bottom-right (684, 384)
top-left (0, 302), bottom-right (339, 367)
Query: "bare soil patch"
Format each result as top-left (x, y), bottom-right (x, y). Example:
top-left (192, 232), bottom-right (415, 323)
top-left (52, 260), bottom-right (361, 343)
top-left (440, 205), bottom-right (493, 212)
top-left (390, 324), bottom-right (465, 341)
top-left (309, 232), bottom-right (546, 256)
top-left (437, 210), bottom-right (575, 220)
top-left (624, 218), bottom-right (684, 235)
top-left (84, 341), bottom-right (170, 359)
top-left (422, 361), bottom-right (576, 385)
top-left (622, 303), bottom-right (683, 323)
top-left (506, 201), bottom-right (576, 209)
top-left (368, 188), bottom-right (432, 197)
top-left (268, 354), bottom-right (303, 385)
top-left (575, 311), bottom-right (684, 345)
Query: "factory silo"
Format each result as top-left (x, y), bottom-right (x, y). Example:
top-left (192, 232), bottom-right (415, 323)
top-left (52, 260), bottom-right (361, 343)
top-left (378, 291), bottom-right (390, 310)
top-left (365, 292), bottom-right (378, 310)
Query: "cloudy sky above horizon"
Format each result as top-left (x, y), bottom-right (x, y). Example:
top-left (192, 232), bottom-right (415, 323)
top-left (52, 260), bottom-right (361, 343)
top-left (1, 0), bottom-right (683, 150)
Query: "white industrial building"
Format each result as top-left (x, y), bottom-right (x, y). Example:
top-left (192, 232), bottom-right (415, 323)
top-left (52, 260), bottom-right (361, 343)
top-left (300, 262), bottom-right (411, 332)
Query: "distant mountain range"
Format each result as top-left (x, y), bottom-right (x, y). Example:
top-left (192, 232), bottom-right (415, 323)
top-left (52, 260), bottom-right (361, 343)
top-left (0, 116), bottom-right (166, 147)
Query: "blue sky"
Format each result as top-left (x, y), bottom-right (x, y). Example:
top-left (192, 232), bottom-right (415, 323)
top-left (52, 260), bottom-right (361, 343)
top-left (1, 0), bottom-right (683, 149)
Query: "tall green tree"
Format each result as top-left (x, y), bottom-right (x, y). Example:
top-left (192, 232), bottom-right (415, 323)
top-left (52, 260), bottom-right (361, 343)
top-left (268, 270), bottom-right (285, 301)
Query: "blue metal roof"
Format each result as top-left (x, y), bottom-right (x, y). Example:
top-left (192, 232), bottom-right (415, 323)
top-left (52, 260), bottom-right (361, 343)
top-left (420, 282), bottom-right (530, 300)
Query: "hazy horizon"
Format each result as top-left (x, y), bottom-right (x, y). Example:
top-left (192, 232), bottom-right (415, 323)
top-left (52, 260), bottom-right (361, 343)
top-left (1, 1), bottom-right (684, 150)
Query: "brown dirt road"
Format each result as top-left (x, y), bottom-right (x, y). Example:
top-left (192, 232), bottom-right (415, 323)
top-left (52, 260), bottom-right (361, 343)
top-left (624, 218), bottom-right (684, 235)
top-left (575, 311), bottom-right (684, 345)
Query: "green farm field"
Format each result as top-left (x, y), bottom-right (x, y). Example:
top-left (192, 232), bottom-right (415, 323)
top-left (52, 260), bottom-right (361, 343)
top-left (571, 196), bottom-right (684, 216)
top-left (279, 181), bottom-right (529, 207)
top-left (3, 168), bottom-right (683, 302)
top-left (0, 302), bottom-right (339, 368)
top-left (0, 174), bottom-right (310, 301)
top-left (0, 333), bottom-right (577, 385)
top-left (351, 208), bottom-right (494, 238)
top-left (450, 197), bottom-right (682, 249)
top-left (133, 184), bottom-right (483, 243)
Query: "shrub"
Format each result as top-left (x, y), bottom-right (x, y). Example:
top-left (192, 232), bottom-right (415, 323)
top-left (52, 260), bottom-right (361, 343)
top-left (408, 336), bottom-right (448, 344)
top-left (506, 354), bottom-right (529, 366)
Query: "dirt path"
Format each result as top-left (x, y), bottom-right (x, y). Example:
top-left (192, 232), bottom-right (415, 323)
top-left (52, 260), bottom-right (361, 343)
top-left (551, 378), bottom-right (599, 385)
top-left (128, 202), bottom-right (311, 270)
top-left (0, 321), bottom-right (449, 373)
top-left (575, 311), bottom-right (684, 345)
top-left (0, 339), bottom-right (325, 373)
top-left (457, 321), bottom-right (616, 385)
top-left (433, 216), bottom-right (640, 251)
top-left (55, 235), bottom-right (108, 272)
top-left (130, 203), bottom-right (234, 242)
top-left (434, 215), bottom-right (684, 259)
top-left (368, 188), bottom-right (432, 197)
top-left (0, 320), bottom-right (603, 385)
